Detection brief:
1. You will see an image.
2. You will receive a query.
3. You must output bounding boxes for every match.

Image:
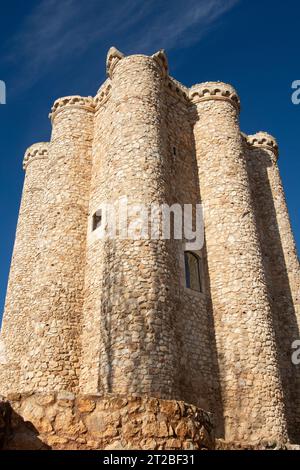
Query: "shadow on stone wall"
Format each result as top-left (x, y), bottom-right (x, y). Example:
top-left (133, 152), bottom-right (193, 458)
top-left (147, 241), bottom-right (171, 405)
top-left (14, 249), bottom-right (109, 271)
top-left (246, 148), bottom-right (300, 444)
top-left (187, 126), bottom-right (225, 438)
top-left (200, 248), bottom-right (226, 439)
top-left (0, 401), bottom-right (50, 450)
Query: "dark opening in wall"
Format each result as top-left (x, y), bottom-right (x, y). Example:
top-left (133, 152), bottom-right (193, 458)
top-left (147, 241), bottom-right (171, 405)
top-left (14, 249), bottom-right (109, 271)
top-left (92, 210), bottom-right (102, 231)
top-left (184, 251), bottom-right (202, 293)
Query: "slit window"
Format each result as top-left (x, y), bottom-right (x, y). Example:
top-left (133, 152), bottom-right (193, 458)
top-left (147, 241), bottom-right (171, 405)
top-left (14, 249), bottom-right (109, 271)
top-left (184, 251), bottom-right (202, 293)
top-left (92, 210), bottom-right (102, 231)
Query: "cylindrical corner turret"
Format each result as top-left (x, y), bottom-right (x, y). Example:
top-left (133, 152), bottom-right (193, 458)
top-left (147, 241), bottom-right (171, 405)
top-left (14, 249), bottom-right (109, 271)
top-left (0, 142), bottom-right (49, 395)
top-left (190, 82), bottom-right (288, 441)
top-left (80, 52), bottom-right (180, 398)
top-left (246, 131), bottom-right (300, 442)
top-left (20, 96), bottom-right (94, 392)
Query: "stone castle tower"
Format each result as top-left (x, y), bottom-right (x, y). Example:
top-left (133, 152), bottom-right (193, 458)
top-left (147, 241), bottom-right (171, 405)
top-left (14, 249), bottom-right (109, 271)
top-left (0, 47), bottom-right (299, 448)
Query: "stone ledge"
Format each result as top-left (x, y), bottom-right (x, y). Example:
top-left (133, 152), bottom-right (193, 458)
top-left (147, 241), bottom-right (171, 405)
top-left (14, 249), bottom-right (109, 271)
top-left (216, 439), bottom-right (300, 451)
top-left (0, 393), bottom-right (214, 450)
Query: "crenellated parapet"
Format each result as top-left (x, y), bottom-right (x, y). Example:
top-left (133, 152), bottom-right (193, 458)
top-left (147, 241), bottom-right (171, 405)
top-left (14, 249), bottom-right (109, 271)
top-left (102, 48), bottom-right (189, 111)
top-left (106, 46), bottom-right (125, 78)
top-left (166, 76), bottom-right (189, 103)
top-left (49, 95), bottom-right (95, 122)
top-left (240, 131), bottom-right (248, 143)
top-left (189, 81), bottom-right (240, 112)
top-left (151, 49), bottom-right (169, 77)
top-left (247, 132), bottom-right (279, 159)
top-left (94, 79), bottom-right (112, 111)
top-left (23, 142), bottom-right (49, 170)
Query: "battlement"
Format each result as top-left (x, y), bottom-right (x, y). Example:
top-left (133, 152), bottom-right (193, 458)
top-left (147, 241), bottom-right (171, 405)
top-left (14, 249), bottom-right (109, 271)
top-left (247, 132), bottom-right (279, 158)
top-left (189, 81), bottom-right (240, 112)
top-left (49, 95), bottom-right (95, 122)
top-left (166, 76), bottom-right (189, 103)
top-left (151, 49), bottom-right (169, 77)
top-left (106, 46), bottom-right (125, 78)
top-left (94, 79), bottom-right (112, 111)
top-left (23, 142), bottom-right (49, 170)
top-left (106, 46), bottom-right (169, 81)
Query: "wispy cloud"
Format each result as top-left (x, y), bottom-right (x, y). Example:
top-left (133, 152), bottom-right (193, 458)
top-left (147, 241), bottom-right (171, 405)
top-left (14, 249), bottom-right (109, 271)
top-left (4, 0), bottom-right (239, 91)
top-left (129, 0), bottom-right (240, 52)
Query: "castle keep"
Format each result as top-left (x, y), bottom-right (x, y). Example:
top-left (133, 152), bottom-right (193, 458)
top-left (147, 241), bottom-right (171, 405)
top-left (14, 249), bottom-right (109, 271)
top-left (0, 47), bottom-right (299, 449)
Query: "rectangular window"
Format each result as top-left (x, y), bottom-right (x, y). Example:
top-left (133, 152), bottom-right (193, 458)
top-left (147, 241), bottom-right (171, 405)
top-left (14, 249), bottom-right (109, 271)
top-left (184, 251), bottom-right (202, 293)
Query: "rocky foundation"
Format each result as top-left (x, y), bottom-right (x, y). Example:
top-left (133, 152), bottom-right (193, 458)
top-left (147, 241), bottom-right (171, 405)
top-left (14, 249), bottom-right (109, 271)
top-left (0, 394), bottom-right (214, 450)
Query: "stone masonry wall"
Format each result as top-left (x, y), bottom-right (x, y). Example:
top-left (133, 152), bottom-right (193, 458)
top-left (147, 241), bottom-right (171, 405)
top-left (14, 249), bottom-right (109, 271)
top-left (163, 83), bottom-right (221, 419)
top-left (80, 51), bottom-right (219, 421)
top-left (81, 53), bottom-right (181, 398)
top-left (245, 133), bottom-right (300, 443)
top-left (0, 143), bottom-right (49, 394)
top-left (190, 83), bottom-right (288, 442)
top-left (20, 99), bottom-right (94, 393)
top-left (0, 394), bottom-right (214, 450)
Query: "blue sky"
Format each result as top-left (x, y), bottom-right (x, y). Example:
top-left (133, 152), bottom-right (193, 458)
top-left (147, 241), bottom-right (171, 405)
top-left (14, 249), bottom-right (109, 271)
top-left (0, 0), bottom-right (299, 319)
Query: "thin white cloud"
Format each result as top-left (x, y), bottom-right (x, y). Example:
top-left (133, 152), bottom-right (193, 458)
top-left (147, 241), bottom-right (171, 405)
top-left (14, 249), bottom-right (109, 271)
top-left (5, 0), bottom-right (239, 91)
top-left (129, 0), bottom-right (240, 52)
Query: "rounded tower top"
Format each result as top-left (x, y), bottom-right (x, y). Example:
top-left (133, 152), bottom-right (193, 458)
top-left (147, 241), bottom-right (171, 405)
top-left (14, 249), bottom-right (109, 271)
top-left (106, 46), bottom-right (169, 80)
top-left (247, 132), bottom-right (279, 158)
top-left (189, 81), bottom-right (240, 112)
top-left (23, 142), bottom-right (49, 170)
top-left (49, 95), bottom-right (95, 122)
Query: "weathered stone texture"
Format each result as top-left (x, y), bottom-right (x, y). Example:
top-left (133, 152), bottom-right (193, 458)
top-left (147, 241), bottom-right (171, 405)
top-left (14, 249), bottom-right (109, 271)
top-left (80, 54), bottom-right (216, 416)
top-left (20, 98), bottom-right (94, 392)
top-left (0, 47), bottom-right (299, 447)
top-left (0, 143), bottom-right (49, 394)
top-left (0, 395), bottom-right (214, 450)
top-left (190, 82), bottom-right (288, 442)
top-left (81, 55), bottom-right (180, 398)
top-left (245, 133), bottom-right (300, 442)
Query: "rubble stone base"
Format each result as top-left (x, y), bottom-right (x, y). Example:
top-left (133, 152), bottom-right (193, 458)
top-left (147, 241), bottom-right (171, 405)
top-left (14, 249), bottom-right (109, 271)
top-left (0, 393), bottom-right (214, 450)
